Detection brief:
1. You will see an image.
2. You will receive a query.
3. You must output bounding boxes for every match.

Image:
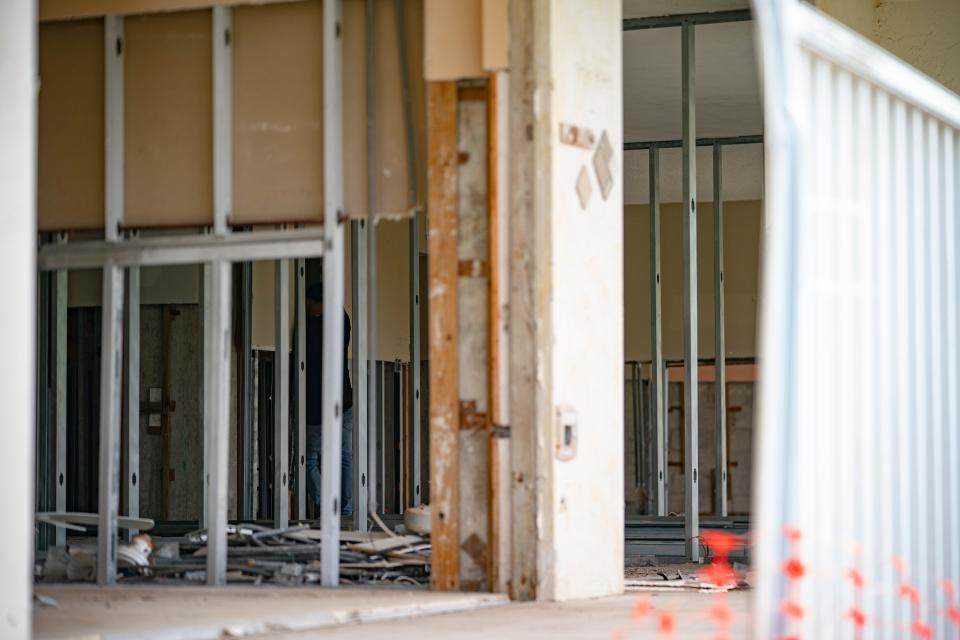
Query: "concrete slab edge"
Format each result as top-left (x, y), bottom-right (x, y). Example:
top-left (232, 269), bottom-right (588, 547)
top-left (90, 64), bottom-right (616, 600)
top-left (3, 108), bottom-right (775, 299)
top-left (91, 593), bottom-right (509, 640)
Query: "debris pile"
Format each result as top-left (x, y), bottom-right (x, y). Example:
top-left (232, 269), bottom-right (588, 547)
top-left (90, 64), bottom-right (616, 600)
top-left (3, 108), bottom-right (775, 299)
top-left (38, 521), bottom-right (431, 587)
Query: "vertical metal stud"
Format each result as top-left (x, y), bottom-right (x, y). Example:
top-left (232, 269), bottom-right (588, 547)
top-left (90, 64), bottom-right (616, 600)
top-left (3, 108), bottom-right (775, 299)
top-left (104, 16), bottom-right (123, 243)
top-left (97, 265), bottom-right (124, 585)
top-left (98, 12), bottom-right (125, 585)
top-left (125, 263), bottom-right (140, 539)
top-left (274, 260), bottom-right (290, 528)
top-left (681, 21), bottom-right (700, 562)
top-left (648, 147), bottom-right (666, 516)
top-left (240, 262), bottom-right (253, 519)
top-left (713, 143), bottom-right (728, 517)
top-left (54, 247), bottom-right (68, 547)
top-left (295, 258), bottom-right (307, 520)
top-left (351, 224), bottom-right (369, 530)
top-left (205, 261), bottom-right (232, 585)
top-left (321, 0), bottom-right (346, 587)
top-left (365, 0), bottom-right (379, 522)
top-left (201, 263), bottom-right (211, 529)
top-left (212, 6), bottom-right (232, 237)
top-left (393, 0), bottom-right (422, 508)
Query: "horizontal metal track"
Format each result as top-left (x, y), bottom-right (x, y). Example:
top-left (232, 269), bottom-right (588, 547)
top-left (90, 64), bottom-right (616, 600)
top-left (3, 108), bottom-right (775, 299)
top-left (624, 134), bottom-right (763, 151)
top-left (38, 228), bottom-right (326, 271)
top-left (623, 9), bottom-right (751, 32)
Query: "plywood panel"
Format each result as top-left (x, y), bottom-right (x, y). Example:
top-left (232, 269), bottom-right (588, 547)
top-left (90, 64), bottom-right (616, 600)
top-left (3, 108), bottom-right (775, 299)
top-left (124, 9), bottom-right (213, 227)
top-left (38, 19), bottom-right (105, 231)
top-left (232, 1), bottom-right (323, 224)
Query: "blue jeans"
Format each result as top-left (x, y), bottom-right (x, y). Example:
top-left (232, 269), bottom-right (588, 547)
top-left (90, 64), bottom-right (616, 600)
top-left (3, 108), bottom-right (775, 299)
top-left (306, 407), bottom-right (353, 517)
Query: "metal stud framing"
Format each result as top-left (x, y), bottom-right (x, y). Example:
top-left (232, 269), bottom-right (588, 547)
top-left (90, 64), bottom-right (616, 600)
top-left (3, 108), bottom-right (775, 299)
top-left (295, 259), bottom-right (307, 520)
top-left (104, 16), bottom-right (123, 243)
top-left (351, 221), bottom-right (369, 530)
top-left (713, 144), bottom-right (728, 517)
top-left (54, 249), bottom-right (68, 548)
top-left (97, 265), bottom-right (124, 585)
top-left (240, 262), bottom-right (254, 519)
top-left (365, 0), bottom-right (379, 523)
top-left (205, 260), bottom-right (232, 585)
top-left (98, 13), bottom-right (125, 585)
top-left (648, 147), bottom-right (666, 516)
top-left (125, 263), bottom-right (140, 540)
top-left (320, 0), bottom-right (346, 586)
top-left (274, 259), bottom-right (290, 529)
top-left (201, 264), bottom-right (211, 529)
top-left (681, 21), bottom-right (700, 562)
top-left (212, 6), bottom-right (232, 237)
top-left (393, 0), bottom-right (422, 508)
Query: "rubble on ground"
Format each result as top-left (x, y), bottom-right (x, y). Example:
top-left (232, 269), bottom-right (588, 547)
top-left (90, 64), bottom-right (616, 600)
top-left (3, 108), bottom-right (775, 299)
top-left (38, 522), bottom-right (431, 587)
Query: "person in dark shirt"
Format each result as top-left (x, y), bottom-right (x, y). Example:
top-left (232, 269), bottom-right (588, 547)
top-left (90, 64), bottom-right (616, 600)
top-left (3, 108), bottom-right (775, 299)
top-left (305, 282), bottom-right (354, 517)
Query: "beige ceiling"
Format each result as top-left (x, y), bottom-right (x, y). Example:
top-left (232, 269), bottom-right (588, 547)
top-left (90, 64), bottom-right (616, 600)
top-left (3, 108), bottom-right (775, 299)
top-left (622, 0), bottom-right (763, 204)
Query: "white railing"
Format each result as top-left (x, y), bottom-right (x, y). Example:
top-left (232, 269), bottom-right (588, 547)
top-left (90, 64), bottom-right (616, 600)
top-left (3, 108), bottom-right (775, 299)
top-left (753, 1), bottom-right (960, 637)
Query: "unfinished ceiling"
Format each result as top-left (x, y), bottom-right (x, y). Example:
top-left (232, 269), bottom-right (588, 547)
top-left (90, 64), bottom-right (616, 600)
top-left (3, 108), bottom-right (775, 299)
top-left (622, 0), bottom-right (763, 203)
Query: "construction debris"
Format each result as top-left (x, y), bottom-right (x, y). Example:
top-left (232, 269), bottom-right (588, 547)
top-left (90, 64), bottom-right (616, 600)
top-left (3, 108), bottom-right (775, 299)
top-left (37, 522), bottom-right (432, 587)
top-left (36, 511), bottom-right (156, 532)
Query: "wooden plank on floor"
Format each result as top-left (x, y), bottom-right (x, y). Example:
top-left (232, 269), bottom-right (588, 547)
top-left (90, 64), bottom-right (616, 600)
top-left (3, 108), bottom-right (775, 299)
top-left (427, 80), bottom-right (459, 592)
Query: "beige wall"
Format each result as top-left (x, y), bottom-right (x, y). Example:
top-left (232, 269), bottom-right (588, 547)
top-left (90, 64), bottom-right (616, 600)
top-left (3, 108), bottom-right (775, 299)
top-left (817, 0), bottom-right (960, 94)
top-left (624, 200), bottom-right (762, 362)
top-left (37, 0), bottom-right (426, 231)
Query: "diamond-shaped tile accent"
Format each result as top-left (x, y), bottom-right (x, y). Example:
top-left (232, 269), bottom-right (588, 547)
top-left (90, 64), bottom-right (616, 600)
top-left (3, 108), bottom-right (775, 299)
top-left (592, 130), bottom-right (615, 200)
top-left (576, 166), bottom-right (592, 210)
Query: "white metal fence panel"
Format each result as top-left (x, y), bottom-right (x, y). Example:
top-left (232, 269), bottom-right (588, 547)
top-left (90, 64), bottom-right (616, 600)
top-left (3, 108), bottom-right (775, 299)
top-left (752, 1), bottom-right (960, 638)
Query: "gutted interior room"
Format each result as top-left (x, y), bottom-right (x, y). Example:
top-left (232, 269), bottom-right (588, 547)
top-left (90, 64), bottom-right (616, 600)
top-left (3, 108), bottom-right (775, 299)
top-left (2, 0), bottom-right (959, 638)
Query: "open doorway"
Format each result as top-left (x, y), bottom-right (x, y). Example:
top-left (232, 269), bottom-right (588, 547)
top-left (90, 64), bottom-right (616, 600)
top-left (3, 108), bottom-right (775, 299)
top-left (621, 1), bottom-right (762, 566)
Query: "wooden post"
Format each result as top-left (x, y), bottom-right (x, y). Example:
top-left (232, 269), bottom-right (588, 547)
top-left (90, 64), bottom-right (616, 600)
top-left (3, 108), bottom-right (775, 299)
top-left (428, 80), bottom-right (459, 591)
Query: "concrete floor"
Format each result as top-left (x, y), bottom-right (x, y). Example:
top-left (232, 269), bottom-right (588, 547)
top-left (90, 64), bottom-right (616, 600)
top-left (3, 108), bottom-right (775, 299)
top-left (34, 582), bottom-right (751, 640)
top-left (253, 590), bottom-right (752, 640)
top-left (33, 585), bottom-right (507, 640)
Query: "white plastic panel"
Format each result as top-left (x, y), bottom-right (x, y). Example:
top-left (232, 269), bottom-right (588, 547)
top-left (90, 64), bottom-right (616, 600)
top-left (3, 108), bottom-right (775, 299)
top-left (752, 1), bottom-right (960, 637)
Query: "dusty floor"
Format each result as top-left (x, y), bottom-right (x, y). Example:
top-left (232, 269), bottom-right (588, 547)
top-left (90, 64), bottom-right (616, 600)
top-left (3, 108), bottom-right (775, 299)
top-left (256, 590), bottom-right (752, 639)
top-left (34, 569), bottom-right (751, 639)
top-left (33, 585), bottom-right (506, 639)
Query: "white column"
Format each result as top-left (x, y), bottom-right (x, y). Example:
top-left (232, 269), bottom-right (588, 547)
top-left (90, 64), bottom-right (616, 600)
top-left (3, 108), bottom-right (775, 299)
top-left (522, 0), bottom-right (624, 600)
top-left (0, 0), bottom-right (37, 633)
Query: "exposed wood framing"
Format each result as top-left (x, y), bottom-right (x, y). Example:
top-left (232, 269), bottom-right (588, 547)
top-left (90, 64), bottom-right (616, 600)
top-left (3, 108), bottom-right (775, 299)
top-left (456, 80), bottom-right (490, 591)
top-left (486, 70), bottom-right (510, 594)
top-left (427, 80), bottom-right (459, 591)
top-left (507, 0), bottom-right (537, 601)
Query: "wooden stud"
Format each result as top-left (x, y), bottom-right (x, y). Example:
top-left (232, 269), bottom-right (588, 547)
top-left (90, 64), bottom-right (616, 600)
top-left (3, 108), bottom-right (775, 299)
top-left (486, 70), bottom-right (501, 593)
top-left (427, 80), bottom-right (459, 591)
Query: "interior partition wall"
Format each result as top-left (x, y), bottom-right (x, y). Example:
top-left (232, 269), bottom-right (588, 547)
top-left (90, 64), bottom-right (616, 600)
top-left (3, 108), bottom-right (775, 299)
top-left (33, 0), bottom-right (426, 588)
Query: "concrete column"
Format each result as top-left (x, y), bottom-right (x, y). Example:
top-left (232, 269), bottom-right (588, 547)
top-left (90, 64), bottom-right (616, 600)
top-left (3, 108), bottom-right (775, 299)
top-left (509, 0), bottom-right (624, 601)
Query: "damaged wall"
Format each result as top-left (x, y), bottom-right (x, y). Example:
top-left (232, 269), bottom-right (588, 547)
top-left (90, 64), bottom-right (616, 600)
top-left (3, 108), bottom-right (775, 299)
top-left (535, 0), bottom-right (624, 602)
